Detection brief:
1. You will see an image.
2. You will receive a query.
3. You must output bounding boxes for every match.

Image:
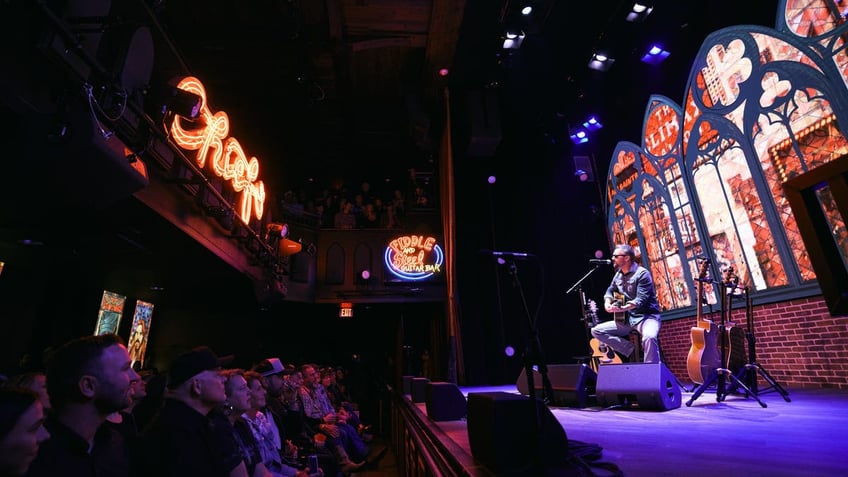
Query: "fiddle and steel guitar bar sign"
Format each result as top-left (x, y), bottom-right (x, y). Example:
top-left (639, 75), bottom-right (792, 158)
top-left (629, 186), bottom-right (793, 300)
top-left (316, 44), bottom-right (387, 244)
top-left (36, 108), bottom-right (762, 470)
top-left (384, 235), bottom-right (444, 281)
top-left (169, 76), bottom-right (267, 224)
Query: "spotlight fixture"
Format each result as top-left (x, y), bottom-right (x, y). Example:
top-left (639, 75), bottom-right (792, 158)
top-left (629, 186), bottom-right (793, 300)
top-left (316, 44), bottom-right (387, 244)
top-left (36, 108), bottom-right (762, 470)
top-left (277, 238), bottom-right (302, 257)
top-left (588, 52), bottom-right (615, 72)
top-left (582, 116), bottom-right (603, 131)
top-left (503, 30), bottom-right (525, 49)
top-left (641, 44), bottom-right (670, 65)
top-left (626, 3), bottom-right (653, 22)
top-left (573, 155), bottom-right (595, 182)
top-left (521, 5), bottom-right (533, 15)
top-left (569, 128), bottom-right (589, 145)
top-left (266, 222), bottom-right (289, 239)
top-left (161, 86), bottom-right (202, 119)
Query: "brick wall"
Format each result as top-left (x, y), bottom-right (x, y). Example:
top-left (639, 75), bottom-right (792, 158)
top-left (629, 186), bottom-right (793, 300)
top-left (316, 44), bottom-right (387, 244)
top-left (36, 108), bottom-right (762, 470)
top-left (660, 295), bottom-right (848, 389)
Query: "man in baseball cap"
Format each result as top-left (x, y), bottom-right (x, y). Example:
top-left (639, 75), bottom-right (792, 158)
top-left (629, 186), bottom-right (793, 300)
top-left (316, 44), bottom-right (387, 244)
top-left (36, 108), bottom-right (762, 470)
top-left (141, 346), bottom-right (244, 477)
top-left (166, 346), bottom-right (233, 390)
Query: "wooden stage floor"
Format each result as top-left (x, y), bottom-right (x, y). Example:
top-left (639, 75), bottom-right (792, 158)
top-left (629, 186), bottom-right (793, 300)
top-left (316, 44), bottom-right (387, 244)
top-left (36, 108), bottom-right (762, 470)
top-left (413, 381), bottom-right (848, 477)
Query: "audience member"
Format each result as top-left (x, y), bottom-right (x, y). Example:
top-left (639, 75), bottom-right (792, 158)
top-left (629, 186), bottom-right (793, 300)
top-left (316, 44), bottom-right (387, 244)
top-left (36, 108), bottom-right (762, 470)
top-left (298, 365), bottom-right (369, 472)
top-left (141, 346), bottom-right (247, 477)
top-left (219, 369), bottom-right (277, 477)
top-left (0, 387), bottom-right (50, 477)
top-left (26, 334), bottom-right (139, 477)
top-left (3, 373), bottom-right (50, 411)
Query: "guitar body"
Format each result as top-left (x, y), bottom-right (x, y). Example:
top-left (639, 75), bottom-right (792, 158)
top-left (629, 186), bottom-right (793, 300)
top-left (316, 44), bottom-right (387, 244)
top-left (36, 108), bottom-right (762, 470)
top-left (584, 299), bottom-right (622, 372)
top-left (687, 321), bottom-right (720, 384)
top-left (590, 338), bottom-right (622, 366)
top-left (612, 291), bottom-right (627, 324)
top-left (686, 260), bottom-right (720, 384)
top-left (724, 324), bottom-right (747, 375)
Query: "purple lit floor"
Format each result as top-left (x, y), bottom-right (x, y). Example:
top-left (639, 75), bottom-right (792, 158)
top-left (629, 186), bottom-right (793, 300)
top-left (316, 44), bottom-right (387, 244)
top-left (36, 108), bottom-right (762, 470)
top-left (408, 383), bottom-right (848, 477)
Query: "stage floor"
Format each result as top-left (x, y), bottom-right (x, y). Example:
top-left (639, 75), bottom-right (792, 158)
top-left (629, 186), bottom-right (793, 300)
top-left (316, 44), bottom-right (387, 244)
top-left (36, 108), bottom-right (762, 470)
top-left (417, 382), bottom-right (848, 477)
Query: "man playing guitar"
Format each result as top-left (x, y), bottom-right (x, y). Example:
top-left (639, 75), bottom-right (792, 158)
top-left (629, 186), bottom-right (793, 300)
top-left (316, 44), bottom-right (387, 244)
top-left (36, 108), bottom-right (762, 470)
top-left (590, 244), bottom-right (663, 363)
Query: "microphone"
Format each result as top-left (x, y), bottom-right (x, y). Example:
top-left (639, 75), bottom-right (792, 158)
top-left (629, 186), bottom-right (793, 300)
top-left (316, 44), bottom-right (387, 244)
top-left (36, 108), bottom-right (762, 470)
top-left (481, 250), bottom-right (534, 260)
top-left (589, 259), bottom-right (613, 265)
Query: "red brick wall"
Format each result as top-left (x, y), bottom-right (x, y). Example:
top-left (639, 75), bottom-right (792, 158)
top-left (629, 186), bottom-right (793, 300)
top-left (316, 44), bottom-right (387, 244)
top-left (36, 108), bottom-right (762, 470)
top-left (660, 295), bottom-right (848, 389)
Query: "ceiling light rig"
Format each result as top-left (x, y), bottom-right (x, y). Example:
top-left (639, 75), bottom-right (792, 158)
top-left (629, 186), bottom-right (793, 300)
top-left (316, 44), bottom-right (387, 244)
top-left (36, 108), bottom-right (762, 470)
top-left (588, 52), bottom-right (615, 72)
top-left (626, 3), bottom-right (653, 22)
top-left (641, 44), bottom-right (670, 65)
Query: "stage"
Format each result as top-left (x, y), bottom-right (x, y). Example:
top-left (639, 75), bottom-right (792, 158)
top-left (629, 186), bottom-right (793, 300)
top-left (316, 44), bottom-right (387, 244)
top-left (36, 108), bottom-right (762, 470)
top-left (408, 382), bottom-right (848, 476)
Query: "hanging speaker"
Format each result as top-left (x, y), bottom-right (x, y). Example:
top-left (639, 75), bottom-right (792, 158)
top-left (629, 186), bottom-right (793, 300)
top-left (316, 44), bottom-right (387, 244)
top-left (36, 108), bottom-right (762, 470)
top-left (595, 362), bottom-right (682, 411)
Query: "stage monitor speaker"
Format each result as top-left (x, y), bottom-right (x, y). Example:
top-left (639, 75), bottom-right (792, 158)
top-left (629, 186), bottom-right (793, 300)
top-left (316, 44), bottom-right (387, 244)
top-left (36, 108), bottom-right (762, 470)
top-left (401, 375), bottom-right (414, 395)
top-left (425, 382), bottom-right (467, 421)
top-left (515, 364), bottom-right (596, 408)
top-left (410, 377), bottom-right (429, 403)
top-left (596, 362), bottom-right (681, 411)
top-left (466, 392), bottom-right (569, 475)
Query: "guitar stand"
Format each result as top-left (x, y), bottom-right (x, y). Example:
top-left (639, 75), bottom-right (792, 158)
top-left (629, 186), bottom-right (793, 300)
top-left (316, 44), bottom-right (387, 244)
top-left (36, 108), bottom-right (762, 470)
top-left (729, 285), bottom-right (791, 402)
top-left (686, 280), bottom-right (766, 408)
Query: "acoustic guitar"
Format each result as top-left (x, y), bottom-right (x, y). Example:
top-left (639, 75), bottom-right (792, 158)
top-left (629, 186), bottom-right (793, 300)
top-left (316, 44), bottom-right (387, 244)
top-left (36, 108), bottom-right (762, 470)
top-left (586, 299), bottom-right (622, 370)
top-left (686, 259), bottom-right (721, 384)
top-left (722, 266), bottom-right (747, 375)
top-left (612, 291), bottom-right (627, 324)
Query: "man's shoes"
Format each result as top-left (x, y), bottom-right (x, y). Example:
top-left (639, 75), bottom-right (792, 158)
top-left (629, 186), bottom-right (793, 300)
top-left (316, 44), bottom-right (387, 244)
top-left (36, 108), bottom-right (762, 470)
top-left (365, 443), bottom-right (388, 465)
top-left (340, 460), bottom-right (365, 475)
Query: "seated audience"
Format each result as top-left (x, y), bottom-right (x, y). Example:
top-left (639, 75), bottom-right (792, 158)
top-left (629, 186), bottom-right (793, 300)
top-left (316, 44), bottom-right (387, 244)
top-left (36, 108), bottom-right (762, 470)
top-left (3, 373), bottom-right (50, 411)
top-left (219, 369), bottom-right (281, 477)
top-left (0, 387), bottom-right (50, 477)
top-left (25, 334), bottom-right (139, 477)
top-left (141, 346), bottom-right (248, 477)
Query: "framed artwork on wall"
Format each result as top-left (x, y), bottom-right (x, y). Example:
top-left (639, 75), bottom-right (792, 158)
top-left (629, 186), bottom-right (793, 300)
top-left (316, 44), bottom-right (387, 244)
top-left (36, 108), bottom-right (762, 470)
top-left (94, 290), bottom-right (126, 335)
top-left (128, 300), bottom-right (154, 368)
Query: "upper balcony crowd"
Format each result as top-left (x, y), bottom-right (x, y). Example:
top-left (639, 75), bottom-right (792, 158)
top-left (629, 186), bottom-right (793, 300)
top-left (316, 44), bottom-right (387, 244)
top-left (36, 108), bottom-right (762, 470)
top-left (277, 171), bottom-right (436, 230)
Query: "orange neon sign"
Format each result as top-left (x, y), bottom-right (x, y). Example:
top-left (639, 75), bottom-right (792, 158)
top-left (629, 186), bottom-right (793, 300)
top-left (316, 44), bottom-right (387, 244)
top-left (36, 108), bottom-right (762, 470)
top-left (169, 76), bottom-right (266, 223)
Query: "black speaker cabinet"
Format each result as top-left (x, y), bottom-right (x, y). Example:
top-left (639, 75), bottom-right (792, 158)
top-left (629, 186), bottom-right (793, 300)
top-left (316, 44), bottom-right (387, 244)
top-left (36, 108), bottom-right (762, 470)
top-left (515, 364), bottom-right (597, 408)
top-left (466, 392), bottom-right (569, 475)
top-left (425, 382), bottom-right (467, 421)
top-left (410, 377), bottom-right (430, 403)
top-left (596, 362), bottom-right (682, 411)
top-left (401, 375), bottom-right (414, 395)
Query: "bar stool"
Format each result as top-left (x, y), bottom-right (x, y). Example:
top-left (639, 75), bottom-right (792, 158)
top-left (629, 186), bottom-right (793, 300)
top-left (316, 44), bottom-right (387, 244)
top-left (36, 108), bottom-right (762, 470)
top-left (628, 330), bottom-right (643, 362)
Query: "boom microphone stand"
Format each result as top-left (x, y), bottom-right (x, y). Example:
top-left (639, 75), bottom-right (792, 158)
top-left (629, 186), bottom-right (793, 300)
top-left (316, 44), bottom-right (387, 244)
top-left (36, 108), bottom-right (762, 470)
top-left (566, 265), bottom-right (604, 369)
top-left (504, 257), bottom-right (552, 475)
top-left (686, 274), bottom-right (766, 408)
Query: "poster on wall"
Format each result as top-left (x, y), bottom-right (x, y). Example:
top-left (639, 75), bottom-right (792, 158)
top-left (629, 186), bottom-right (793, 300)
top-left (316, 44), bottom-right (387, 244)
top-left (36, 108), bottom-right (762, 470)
top-left (128, 300), bottom-right (154, 368)
top-left (94, 290), bottom-right (126, 335)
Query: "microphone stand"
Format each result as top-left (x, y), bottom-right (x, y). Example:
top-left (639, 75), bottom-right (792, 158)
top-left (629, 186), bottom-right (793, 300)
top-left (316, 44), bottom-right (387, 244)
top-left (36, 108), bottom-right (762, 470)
top-left (503, 257), bottom-right (550, 475)
top-left (566, 265), bottom-right (603, 372)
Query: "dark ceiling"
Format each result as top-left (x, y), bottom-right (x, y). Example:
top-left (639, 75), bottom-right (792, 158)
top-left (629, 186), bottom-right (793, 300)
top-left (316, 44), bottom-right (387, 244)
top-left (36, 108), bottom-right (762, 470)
top-left (0, 0), bottom-right (782, 300)
top-left (151, 0), bottom-right (780, 195)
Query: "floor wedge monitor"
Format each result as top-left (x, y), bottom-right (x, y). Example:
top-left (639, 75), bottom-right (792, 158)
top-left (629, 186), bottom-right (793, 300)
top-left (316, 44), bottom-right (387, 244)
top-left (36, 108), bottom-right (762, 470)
top-left (596, 362), bottom-right (682, 411)
top-left (516, 363), bottom-right (597, 408)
